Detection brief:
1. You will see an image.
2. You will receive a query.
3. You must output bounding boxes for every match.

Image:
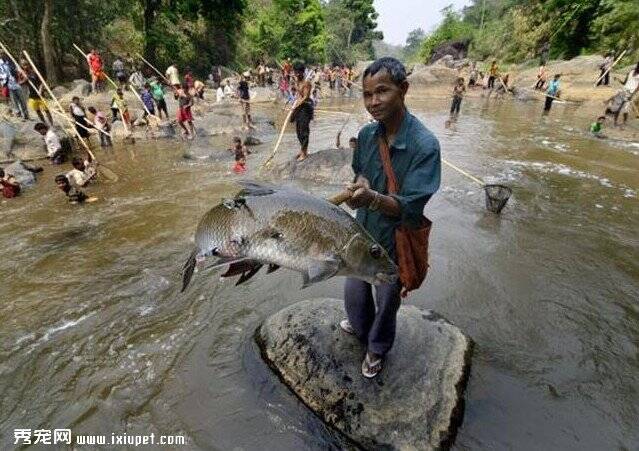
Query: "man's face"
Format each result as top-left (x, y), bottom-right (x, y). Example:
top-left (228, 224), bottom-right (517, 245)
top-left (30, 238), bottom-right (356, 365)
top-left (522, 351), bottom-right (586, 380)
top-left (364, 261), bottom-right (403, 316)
top-left (56, 180), bottom-right (67, 191)
top-left (362, 69), bottom-right (408, 123)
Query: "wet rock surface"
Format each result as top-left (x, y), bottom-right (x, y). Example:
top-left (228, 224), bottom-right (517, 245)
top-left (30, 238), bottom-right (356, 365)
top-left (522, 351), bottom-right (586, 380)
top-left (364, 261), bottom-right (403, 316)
top-left (3, 160), bottom-right (40, 187)
top-left (256, 298), bottom-right (473, 450)
top-left (269, 148), bottom-right (353, 183)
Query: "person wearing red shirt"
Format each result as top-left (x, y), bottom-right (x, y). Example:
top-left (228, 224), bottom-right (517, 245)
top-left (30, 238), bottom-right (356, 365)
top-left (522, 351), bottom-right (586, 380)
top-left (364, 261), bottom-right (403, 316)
top-left (87, 49), bottom-right (104, 93)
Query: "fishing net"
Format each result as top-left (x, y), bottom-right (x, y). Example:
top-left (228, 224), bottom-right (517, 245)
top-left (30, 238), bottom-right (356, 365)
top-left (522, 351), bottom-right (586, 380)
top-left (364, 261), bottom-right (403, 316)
top-left (484, 184), bottom-right (512, 214)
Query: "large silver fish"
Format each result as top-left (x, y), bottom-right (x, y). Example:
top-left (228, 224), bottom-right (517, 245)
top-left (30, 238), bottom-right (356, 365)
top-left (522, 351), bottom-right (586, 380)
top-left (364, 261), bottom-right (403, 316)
top-left (181, 182), bottom-right (397, 292)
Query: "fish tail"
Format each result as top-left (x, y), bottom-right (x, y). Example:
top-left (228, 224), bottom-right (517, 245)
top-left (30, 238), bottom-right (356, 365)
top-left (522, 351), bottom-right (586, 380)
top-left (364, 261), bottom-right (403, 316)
top-left (181, 249), bottom-right (198, 293)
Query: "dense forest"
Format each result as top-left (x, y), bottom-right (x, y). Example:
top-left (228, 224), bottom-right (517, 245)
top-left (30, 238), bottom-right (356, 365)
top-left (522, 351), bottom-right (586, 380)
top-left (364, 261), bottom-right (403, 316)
top-left (408, 0), bottom-right (638, 65)
top-left (0, 0), bottom-right (381, 83)
top-left (1, 0), bottom-right (636, 84)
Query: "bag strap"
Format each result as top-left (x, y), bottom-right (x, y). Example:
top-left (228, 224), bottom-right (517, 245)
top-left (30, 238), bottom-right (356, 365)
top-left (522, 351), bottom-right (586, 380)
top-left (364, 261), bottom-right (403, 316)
top-left (377, 135), bottom-right (399, 195)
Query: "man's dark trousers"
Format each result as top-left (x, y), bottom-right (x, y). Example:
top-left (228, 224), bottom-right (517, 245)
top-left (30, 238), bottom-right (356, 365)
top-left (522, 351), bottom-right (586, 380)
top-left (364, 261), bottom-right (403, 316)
top-left (344, 277), bottom-right (402, 356)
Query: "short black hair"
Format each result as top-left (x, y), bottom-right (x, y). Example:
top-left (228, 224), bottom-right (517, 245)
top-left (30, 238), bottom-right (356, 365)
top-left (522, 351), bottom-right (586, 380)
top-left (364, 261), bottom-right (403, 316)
top-left (363, 57), bottom-right (407, 86)
top-left (293, 61), bottom-right (305, 73)
top-left (55, 174), bottom-right (68, 184)
top-left (34, 122), bottom-right (48, 132)
top-left (235, 153), bottom-right (244, 161)
top-left (232, 136), bottom-right (241, 143)
top-left (0, 168), bottom-right (4, 177)
top-left (72, 157), bottom-right (83, 166)
top-left (349, 137), bottom-right (357, 143)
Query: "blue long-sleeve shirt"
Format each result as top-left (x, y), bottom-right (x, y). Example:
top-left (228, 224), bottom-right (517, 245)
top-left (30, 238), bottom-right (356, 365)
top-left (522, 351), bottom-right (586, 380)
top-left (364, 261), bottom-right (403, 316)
top-left (352, 109), bottom-right (441, 261)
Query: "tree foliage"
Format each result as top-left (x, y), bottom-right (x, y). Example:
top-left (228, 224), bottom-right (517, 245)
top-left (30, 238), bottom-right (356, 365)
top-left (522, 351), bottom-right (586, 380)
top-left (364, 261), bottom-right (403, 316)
top-left (419, 0), bottom-right (639, 64)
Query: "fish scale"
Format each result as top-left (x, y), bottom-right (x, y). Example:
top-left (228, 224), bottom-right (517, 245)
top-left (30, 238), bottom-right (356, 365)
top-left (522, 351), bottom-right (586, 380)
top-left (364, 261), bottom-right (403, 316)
top-left (181, 182), bottom-right (397, 292)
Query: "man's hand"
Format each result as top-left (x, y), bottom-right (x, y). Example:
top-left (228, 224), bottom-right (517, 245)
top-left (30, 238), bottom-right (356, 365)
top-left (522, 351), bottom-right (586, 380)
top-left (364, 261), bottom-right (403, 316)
top-left (345, 176), bottom-right (375, 209)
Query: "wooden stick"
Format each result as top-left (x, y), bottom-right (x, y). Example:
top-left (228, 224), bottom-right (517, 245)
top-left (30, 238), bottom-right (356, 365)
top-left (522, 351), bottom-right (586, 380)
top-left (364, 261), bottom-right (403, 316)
top-left (594, 50), bottom-right (627, 87)
top-left (22, 50), bottom-right (96, 161)
top-left (73, 43), bottom-right (130, 135)
top-left (260, 108), bottom-right (294, 170)
top-left (314, 109), bottom-right (352, 116)
top-left (128, 84), bottom-right (161, 124)
top-left (49, 108), bottom-right (112, 138)
top-left (0, 41), bottom-right (89, 156)
top-left (327, 190), bottom-right (352, 206)
top-left (135, 52), bottom-right (172, 85)
top-left (442, 159), bottom-right (484, 186)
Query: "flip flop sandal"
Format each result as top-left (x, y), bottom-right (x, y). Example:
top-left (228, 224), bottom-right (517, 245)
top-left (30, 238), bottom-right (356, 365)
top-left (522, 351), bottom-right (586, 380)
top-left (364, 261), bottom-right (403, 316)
top-left (339, 319), bottom-right (355, 335)
top-left (361, 353), bottom-right (383, 379)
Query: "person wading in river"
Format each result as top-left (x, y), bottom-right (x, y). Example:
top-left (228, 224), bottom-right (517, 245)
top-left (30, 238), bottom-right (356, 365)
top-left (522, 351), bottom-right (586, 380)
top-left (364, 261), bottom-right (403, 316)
top-left (290, 62), bottom-right (314, 162)
top-left (340, 57), bottom-right (441, 378)
top-left (543, 74), bottom-right (561, 114)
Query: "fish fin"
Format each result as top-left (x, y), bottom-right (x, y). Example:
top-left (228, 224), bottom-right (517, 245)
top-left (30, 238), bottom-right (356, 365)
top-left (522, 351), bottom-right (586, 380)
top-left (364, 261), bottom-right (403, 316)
top-left (237, 181), bottom-right (276, 198)
top-left (301, 257), bottom-right (341, 288)
top-left (267, 264), bottom-right (280, 274)
top-left (235, 263), bottom-right (264, 286)
top-left (221, 260), bottom-right (259, 278)
top-left (181, 249), bottom-right (199, 293)
top-left (203, 256), bottom-right (249, 271)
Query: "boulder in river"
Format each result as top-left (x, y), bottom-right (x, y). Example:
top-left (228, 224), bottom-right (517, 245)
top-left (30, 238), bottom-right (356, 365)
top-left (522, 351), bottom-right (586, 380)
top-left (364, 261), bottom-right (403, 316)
top-left (4, 160), bottom-right (40, 187)
top-left (256, 298), bottom-right (473, 450)
top-left (408, 64), bottom-right (459, 87)
top-left (52, 85), bottom-right (70, 99)
top-left (0, 120), bottom-right (16, 156)
top-left (270, 148), bottom-right (353, 183)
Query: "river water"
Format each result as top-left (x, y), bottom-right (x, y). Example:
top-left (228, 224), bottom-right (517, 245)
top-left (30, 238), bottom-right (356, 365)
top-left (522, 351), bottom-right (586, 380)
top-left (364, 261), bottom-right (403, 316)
top-left (1, 94), bottom-right (637, 450)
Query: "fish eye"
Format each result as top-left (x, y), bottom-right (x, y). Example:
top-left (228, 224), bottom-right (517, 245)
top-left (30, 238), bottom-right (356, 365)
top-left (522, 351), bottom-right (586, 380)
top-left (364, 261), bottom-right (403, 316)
top-left (369, 244), bottom-right (382, 259)
top-left (204, 247), bottom-right (219, 257)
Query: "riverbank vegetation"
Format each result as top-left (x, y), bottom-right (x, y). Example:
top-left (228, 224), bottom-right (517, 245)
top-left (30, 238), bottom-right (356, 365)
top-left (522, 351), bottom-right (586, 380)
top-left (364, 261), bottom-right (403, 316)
top-left (1, 0), bottom-right (636, 85)
top-left (411, 0), bottom-right (638, 65)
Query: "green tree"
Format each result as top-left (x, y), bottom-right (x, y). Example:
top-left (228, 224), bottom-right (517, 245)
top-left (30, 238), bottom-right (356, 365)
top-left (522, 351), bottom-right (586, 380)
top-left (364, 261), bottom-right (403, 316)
top-left (418, 5), bottom-right (473, 61)
top-left (403, 28), bottom-right (425, 61)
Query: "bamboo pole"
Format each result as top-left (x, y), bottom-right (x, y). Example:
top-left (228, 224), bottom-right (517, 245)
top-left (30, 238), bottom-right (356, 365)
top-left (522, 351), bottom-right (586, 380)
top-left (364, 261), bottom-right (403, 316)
top-left (128, 84), bottom-right (161, 124)
top-left (594, 50), bottom-right (627, 87)
top-left (73, 43), bottom-right (130, 135)
top-left (260, 108), bottom-right (294, 170)
top-left (0, 42), bottom-right (95, 157)
top-left (22, 50), bottom-right (96, 161)
top-left (135, 52), bottom-right (172, 85)
top-left (442, 159), bottom-right (484, 186)
top-left (49, 108), bottom-right (112, 138)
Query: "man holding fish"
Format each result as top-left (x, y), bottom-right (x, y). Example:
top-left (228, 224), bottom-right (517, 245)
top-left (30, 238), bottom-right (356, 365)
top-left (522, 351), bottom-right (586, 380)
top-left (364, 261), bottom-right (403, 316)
top-left (340, 57), bottom-right (441, 377)
top-left (182, 57), bottom-right (440, 379)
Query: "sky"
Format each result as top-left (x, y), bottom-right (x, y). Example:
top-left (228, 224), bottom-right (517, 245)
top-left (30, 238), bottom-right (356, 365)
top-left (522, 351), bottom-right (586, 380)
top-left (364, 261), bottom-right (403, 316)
top-left (373, 0), bottom-right (473, 46)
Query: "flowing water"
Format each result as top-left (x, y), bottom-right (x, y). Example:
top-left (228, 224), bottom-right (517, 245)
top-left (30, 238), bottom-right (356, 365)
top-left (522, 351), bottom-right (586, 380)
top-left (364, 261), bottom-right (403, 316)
top-left (1, 94), bottom-right (637, 450)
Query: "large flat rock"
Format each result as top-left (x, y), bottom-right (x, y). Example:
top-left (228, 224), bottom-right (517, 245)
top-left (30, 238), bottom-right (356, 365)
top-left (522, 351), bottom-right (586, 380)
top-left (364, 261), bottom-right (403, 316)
top-left (256, 298), bottom-right (473, 450)
top-left (269, 148), bottom-right (353, 183)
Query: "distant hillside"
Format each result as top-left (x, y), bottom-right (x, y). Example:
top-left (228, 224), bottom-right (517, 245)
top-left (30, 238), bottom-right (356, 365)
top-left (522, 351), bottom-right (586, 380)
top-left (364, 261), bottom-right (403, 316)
top-left (373, 40), bottom-right (406, 61)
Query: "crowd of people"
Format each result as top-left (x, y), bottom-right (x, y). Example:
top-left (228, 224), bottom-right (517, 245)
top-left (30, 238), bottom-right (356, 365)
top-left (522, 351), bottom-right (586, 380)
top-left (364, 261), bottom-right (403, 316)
top-left (1, 46), bottom-right (638, 204)
top-left (445, 54), bottom-right (639, 136)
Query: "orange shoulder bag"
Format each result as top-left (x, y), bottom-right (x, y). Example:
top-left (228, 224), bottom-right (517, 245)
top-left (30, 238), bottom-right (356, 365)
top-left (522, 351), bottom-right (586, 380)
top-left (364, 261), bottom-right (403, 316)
top-left (378, 136), bottom-right (432, 297)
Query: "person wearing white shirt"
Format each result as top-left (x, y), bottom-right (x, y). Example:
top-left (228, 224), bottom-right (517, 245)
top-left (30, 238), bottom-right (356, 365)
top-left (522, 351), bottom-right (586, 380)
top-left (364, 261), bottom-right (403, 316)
top-left (66, 156), bottom-right (96, 188)
top-left (165, 64), bottom-right (180, 86)
top-left (223, 81), bottom-right (233, 97)
top-left (216, 86), bottom-right (224, 103)
top-left (35, 123), bottom-right (65, 164)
